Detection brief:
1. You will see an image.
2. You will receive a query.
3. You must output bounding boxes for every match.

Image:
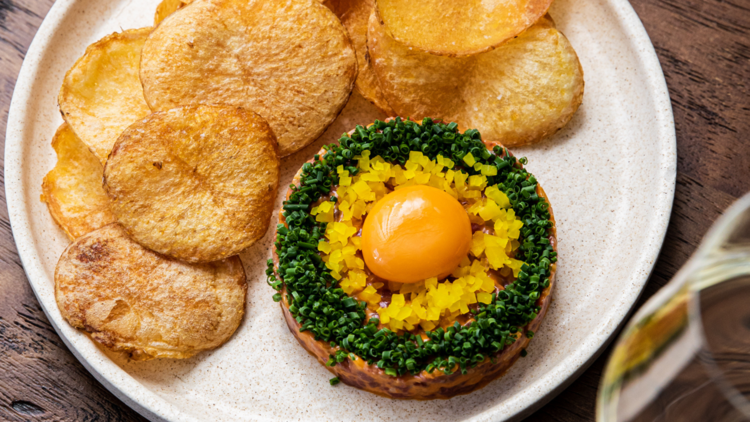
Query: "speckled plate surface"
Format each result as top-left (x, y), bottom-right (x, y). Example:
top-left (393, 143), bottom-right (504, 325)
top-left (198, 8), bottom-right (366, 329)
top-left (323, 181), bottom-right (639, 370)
top-left (5, 0), bottom-right (676, 420)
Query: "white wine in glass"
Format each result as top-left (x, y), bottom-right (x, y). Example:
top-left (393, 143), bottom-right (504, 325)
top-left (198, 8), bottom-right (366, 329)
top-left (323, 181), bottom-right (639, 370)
top-left (598, 193), bottom-right (750, 422)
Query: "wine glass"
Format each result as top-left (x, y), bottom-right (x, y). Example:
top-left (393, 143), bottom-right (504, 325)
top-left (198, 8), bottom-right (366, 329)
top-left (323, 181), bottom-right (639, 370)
top-left (598, 193), bottom-right (750, 421)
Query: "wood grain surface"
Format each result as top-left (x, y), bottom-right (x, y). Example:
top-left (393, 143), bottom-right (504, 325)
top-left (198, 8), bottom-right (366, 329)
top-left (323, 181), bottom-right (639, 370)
top-left (0, 0), bottom-right (748, 420)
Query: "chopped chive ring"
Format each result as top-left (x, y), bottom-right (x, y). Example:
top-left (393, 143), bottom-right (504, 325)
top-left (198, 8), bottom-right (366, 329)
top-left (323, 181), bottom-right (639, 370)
top-left (268, 117), bottom-right (555, 378)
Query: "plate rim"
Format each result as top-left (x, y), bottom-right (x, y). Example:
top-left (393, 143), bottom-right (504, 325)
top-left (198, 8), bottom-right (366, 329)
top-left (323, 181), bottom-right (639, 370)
top-left (4, 0), bottom-right (676, 420)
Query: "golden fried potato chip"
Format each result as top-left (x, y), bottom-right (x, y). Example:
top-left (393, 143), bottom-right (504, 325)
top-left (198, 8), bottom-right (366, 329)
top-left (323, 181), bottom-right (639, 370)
top-left (41, 123), bottom-right (115, 240)
top-left (140, 0), bottom-right (357, 157)
top-left (377, 0), bottom-right (553, 57)
top-left (154, 0), bottom-right (192, 24)
top-left (369, 14), bottom-right (584, 147)
top-left (329, 0), bottom-right (394, 115)
top-left (104, 105), bottom-right (280, 263)
top-left (58, 28), bottom-right (152, 165)
top-left (154, 0), bottom-right (336, 26)
top-left (155, 0), bottom-right (334, 25)
top-left (55, 224), bottom-right (247, 360)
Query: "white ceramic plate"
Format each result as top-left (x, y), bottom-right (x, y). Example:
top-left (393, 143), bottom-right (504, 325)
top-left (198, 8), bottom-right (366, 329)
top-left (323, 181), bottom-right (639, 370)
top-left (5, 0), bottom-right (676, 420)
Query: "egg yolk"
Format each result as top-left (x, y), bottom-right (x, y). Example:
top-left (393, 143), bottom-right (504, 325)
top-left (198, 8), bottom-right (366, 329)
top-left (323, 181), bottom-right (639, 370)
top-left (361, 185), bottom-right (472, 284)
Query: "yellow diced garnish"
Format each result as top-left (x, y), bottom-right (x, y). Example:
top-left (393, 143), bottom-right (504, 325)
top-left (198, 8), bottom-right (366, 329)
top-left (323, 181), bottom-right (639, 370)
top-left (421, 158), bottom-right (436, 173)
top-left (318, 241), bottom-right (331, 254)
top-left (414, 172), bottom-right (430, 184)
top-left (494, 219), bottom-right (508, 238)
top-left (481, 164), bottom-right (498, 176)
top-left (395, 306), bottom-right (412, 321)
top-left (467, 200), bottom-right (484, 216)
top-left (480, 276), bottom-right (495, 292)
top-left (360, 172), bottom-right (379, 182)
top-left (508, 258), bottom-right (524, 277)
top-left (486, 246), bottom-right (509, 270)
top-left (485, 233), bottom-right (508, 249)
top-left (414, 305), bottom-right (427, 319)
top-left (426, 306), bottom-right (441, 321)
top-left (485, 185), bottom-right (511, 208)
top-left (454, 170), bottom-right (468, 187)
top-left (377, 307), bottom-right (391, 324)
top-left (394, 168), bottom-right (407, 185)
top-left (351, 199), bottom-right (368, 219)
top-left (450, 280), bottom-right (464, 298)
top-left (462, 291), bottom-right (478, 305)
top-left (420, 320), bottom-right (436, 331)
top-left (467, 275), bottom-right (483, 292)
top-left (462, 190), bottom-right (481, 199)
top-left (479, 199), bottom-right (502, 221)
top-left (356, 180), bottom-right (377, 201)
top-left (462, 152), bottom-right (476, 166)
top-left (316, 212), bottom-right (333, 223)
top-left (468, 174), bottom-right (487, 189)
top-left (477, 292), bottom-right (492, 304)
top-left (470, 231), bottom-right (486, 257)
top-left (405, 312), bottom-right (421, 325)
top-left (509, 219), bottom-right (524, 239)
top-left (469, 259), bottom-right (484, 275)
top-left (358, 285), bottom-right (382, 306)
top-left (425, 277), bottom-right (438, 291)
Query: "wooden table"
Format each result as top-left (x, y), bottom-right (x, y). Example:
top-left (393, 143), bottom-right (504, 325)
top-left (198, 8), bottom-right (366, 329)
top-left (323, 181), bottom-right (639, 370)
top-left (0, 0), bottom-right (747, 420)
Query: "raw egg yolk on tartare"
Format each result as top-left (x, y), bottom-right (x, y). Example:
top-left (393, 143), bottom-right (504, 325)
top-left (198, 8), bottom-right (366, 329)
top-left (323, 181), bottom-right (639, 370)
top-left (361, 185), bottom-right (472, 284)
